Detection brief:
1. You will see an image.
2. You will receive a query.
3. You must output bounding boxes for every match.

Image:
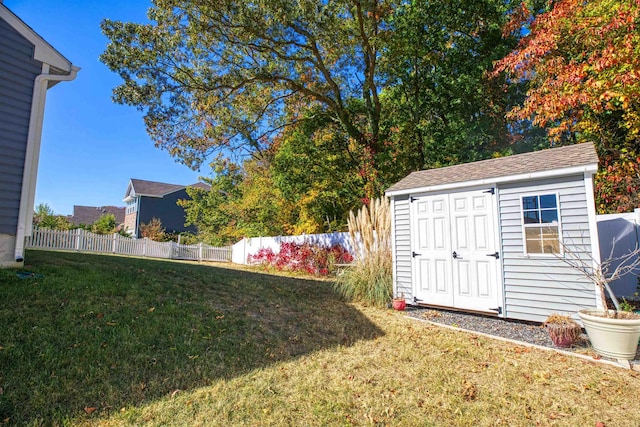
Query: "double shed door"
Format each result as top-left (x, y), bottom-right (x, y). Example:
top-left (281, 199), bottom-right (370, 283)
top-left (411, 188), bottom-right (501, 313)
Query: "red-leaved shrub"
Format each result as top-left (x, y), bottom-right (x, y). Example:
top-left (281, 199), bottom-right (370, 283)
top-left (248, 242), bottom-right (353, 276)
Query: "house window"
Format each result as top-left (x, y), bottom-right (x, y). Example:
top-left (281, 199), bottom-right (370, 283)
top-left (126, 199), bottom-right (137, 215)
top-left (522, 194), bottom-right (560, 255)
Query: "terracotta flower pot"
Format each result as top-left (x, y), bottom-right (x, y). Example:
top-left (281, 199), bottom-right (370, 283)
top-left (392, 298), bottom-right (406, 311)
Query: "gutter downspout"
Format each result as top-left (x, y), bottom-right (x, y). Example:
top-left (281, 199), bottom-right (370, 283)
top-left (14, 63), bottom-right (79, 262)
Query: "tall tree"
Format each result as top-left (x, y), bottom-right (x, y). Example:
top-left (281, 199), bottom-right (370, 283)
top-left (271, 110), bottom-right (365, 232)
top-left (379, 0), bottom-right (531, 179)
top-left (101, 0), bottom-right (392, 197)
top-left (178, 159), bottom-right (243, 245)
top-left (180, 156), bottom-right (297, 244)
top-left (492, 0), bottom-right (640, 212)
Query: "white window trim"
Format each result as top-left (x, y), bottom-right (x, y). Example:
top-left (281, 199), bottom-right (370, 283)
top-left (520, 192), bottom-right (563, 257)
top-left (125, 197), bottom-right (139, 215)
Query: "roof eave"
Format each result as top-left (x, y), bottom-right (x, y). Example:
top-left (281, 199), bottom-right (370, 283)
top-left (0, 4), bottom-right (74, 73)
top-left (385, 163), bottom-right (598, 198)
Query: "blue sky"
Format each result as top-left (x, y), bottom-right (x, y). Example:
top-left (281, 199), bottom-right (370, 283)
top-left (6, 0), bottom-right (204, 215)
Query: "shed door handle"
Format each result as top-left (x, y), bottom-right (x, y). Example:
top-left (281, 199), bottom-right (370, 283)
top-left (486, 252), bottom-right (499, 259)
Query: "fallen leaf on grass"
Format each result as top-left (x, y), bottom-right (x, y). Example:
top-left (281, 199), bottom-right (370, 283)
top-left (462, 380), bottom-right (477, 401)
top-left (84, 407), bottom-right (97, 415)
top-left (96, 313), bottom-right (104, 319)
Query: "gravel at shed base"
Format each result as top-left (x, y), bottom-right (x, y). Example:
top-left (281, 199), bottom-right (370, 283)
top-left (404, 306), bottom-right (640, 367)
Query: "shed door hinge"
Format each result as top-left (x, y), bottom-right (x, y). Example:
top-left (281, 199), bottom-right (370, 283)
top-left (489, 306), bottom-right (502, 315)
top-left (483, 188), bottom-right (495, 195)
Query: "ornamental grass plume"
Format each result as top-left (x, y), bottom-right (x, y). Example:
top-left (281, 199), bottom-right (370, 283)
top-left (335, 197), bottom-right (392, 307)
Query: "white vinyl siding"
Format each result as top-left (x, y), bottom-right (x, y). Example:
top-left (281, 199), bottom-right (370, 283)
top-left (392, 195), bottom-right (412, 300)
top-left (499, 175), bottom-right (597, 322)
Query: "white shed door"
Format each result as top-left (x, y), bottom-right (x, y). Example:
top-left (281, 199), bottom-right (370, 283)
top-left (411, 194), bottom-right (454, 307)
top-left (411, 189), bottom-right (501, 313)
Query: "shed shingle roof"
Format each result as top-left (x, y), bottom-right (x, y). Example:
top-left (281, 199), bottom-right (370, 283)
top-left (386, 143), bottom-right (599, 194)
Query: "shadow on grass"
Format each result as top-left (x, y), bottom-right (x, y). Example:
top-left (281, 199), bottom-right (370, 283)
top-left (0, 250), bottom-right (383, 425)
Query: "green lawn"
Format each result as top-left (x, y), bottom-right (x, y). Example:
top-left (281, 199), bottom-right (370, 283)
top-left (1, 250), bottom-right (640, 426)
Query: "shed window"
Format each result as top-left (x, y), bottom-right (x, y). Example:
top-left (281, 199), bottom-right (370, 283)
top-left (522, 194), bottom-right (560, 254)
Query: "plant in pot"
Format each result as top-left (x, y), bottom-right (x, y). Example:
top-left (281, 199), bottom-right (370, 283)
top-left (560, 245), bottom-right (640, 365)
top-left (544, 313), bottom-right (582, 348)
top-left (392, 293), bottom-right (406, 311)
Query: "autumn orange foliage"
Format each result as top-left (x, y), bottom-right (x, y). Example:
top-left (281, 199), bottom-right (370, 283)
top-left (493, 0), bottom-right (640, 213)
top-left (493, 0), bottom-right (640, 143)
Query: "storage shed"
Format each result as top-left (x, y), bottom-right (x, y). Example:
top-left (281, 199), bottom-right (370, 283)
top-left (385, 143), bottom-right (602, 323)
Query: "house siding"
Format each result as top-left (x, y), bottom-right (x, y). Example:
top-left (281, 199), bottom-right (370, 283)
top-left (392, 195), bottom-right (412, 300)
top-left (0, 16), bottom-right (41, 236)
top-left (137, 189), bottom-right (196, 236)
top-left (498, 175), bottom-right (597, 322)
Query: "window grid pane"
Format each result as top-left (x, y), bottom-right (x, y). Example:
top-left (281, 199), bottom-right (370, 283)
top-left (539, 195), bottom-right (557, 209)
top-left (540, 209), bottom-right (558, 224)
top-left (522, 194), bottom-right (560, 254)
top-left (522, 196), bottom-right (538, 210)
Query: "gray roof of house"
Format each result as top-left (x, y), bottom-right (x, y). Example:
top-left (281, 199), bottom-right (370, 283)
top-left (127, 178), bottom-right (210, 198)
top-left (69, 205), bottom-right (125, 226)
top-left (386, 142), bottom-right (599, 194)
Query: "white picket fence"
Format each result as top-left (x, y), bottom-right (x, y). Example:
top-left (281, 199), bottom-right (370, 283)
top-left (26, 228), bottom-right (232, 262)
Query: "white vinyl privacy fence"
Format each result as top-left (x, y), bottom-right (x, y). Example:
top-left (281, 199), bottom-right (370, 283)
top-left (596, 209), bottom-right (640, 298)
top-left (232, 232), bottom-right (353, 264)
top-left (26, 228), bottom-right (232, 262)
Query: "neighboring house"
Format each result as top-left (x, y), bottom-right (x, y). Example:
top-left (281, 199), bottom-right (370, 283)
top-left (68, 205), bottom-right (126, 227)
top-left (123, 178), bottom-right (210, 237)
top-left (386, 142), bottom-right (601, 323)
top-left (0, 2), bottom-right (79, 268)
